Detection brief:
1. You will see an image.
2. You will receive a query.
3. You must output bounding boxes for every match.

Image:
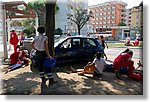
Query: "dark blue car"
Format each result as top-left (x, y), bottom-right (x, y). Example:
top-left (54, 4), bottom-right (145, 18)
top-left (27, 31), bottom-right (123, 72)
top-left (54, 36), bottom-right (104, 63)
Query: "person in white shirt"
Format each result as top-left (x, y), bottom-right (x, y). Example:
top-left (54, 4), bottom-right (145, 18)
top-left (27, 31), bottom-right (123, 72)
top-left (31, 26), bottom-right (54, 85)
top-left (93, 52), bottom-right (107, 76)
top-left (71, 52), bottom-right (107, 77)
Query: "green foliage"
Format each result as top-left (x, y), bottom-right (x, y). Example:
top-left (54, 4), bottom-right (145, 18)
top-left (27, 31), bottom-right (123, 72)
top-left (27, 0), bottom-right (59, 26)
top-left (23, 27), bottom-right (36, 38)
top-left (22, 18), bottom-right (36, 37)
top-left (54, 28), bottom-right (63, 35)
top-left (22, 18), bottom-right (35, 28)
top-left (10, 20), bottom-right (22, 27)
top-left (28, 0), bottom-right (46, 26)
top-left (55, 4), bottom-right (59, 14)
top-left (67, 5), bottom-right (93, 35)
top-left (118, 22), bottom-right (126, 26)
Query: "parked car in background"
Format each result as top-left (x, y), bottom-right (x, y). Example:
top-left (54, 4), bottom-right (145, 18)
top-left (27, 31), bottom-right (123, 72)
top-left (54, 36), bottom-right (104, 63)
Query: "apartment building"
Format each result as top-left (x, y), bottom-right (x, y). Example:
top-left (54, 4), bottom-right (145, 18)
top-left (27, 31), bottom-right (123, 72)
top-left (55, 0), bottom-right (88, 35)
top-left (131, 6), bottom-right (142, 29)
top-left (125, 5), bottom-right (142, 28)
top-left (124, 8), bottom-right (132, 26)
top-left (123, 1), bottom-right (143, 39)
top-left (88, 0), bottom-right (127, 35)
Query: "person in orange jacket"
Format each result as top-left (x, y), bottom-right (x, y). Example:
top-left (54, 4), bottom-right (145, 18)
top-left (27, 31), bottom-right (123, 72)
top-left (9, 28), bottom-right (19, 52)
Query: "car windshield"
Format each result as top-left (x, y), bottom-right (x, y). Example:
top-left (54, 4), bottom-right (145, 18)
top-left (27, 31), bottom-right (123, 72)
top-left (54, 36), bottom-right (68, 47)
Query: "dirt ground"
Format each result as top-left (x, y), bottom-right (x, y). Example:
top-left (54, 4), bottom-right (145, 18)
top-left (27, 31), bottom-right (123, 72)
top-left (0, 60), bottom-right (143, 95)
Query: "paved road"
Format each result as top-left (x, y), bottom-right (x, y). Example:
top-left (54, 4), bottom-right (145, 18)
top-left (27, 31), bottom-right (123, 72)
top-left (105, 47), bottom-right (143, 68)
top-left (105, 47), bottom-right (142, 59)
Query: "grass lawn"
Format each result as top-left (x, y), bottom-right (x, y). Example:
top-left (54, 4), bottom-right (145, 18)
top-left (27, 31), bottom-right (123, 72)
top-left (107, 43), bottom-right (125, 47)
top-left (107, 43), bottom-right (143, 48)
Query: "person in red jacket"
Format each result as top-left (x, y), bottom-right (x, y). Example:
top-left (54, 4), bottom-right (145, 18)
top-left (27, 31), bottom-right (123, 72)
top-left (10, 45), bottom-right (28, 65)
top-left (113, 49), bottom-right (142, 80)
top-left (10, 28), bottom-right (19, 52)
top-left (132, 38), bottom-right (139, 46)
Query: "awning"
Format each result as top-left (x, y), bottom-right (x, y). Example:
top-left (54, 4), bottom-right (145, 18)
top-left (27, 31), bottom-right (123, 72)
top-left (2, 1), bottom-right (36, 19)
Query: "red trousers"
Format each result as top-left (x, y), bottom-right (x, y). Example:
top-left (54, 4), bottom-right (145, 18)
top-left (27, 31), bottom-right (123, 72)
top-left (13, 45), bottom-right (17, 53)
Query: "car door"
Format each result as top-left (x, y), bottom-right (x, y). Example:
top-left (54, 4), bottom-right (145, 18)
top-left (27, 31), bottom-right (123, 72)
top-left (55, 38), bottom-right (73, 62)
top-left (81, 38), bottom-right (98, 60)
top-left (69, 38), bottom-right (82, 61)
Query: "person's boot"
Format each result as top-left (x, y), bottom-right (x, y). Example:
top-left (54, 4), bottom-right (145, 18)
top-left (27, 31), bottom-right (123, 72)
top-left (41, 76), bottom-right (47, 84)
top-left (115, 70), bottom-right (121, 79)
top-left (48, 78), bottom-right (57, 86)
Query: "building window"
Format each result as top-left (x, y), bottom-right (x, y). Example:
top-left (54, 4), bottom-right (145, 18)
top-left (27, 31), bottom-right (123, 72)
top-left (136, 15), bottom-right (139, 19)
top-left (108, 7), bottom-right (111, 10)
top-left (112, 21), bottom-right (115, 24)
top-left (103, 8), bottom-right (107, 10)
top-left (100, 7), bottom-right (102, 11)
top-left (112, 6), bottom-right (115, 9)
top-left (112, 11), bottom-right (115, 14)
top-left (112, 15), bottom-right (115, 18)
top-left (108, 12), bottom-right (111, 14)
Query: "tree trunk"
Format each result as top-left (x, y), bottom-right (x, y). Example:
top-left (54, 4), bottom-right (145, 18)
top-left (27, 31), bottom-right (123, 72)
top-left (45, 2), bottom-right (56, 57)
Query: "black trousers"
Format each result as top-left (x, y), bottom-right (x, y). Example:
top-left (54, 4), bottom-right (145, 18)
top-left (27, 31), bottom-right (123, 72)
top-left (36, 51), bottom-right (53, 78)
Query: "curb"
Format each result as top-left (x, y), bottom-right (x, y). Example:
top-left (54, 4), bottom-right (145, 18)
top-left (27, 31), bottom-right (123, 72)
top-left (109, 46), bottom-right (142, 49)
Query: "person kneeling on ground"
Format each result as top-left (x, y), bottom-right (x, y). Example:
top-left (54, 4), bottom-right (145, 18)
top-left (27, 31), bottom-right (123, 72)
top-left (132, 38), bottom-right (139, 46)
top-left (71, 52), bottom-right (107, 77)
top-left (113, 48), bottom-right (142, 80)
top-left (5, 47), bottom-right (30, 74)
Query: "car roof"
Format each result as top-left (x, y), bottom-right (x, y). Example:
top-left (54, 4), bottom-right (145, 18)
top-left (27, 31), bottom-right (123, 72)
top-left (65, 35), bottom-right (93, 39)
top-left (54, 35), bottom-right (95, 47)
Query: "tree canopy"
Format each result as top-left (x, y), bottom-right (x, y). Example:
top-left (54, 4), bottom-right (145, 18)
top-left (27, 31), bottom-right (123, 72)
top-left (67, 5), bottom-right (93, 35)
top-left (118, 22), bottom-right (126, 26)
top-left (27, 0), bottom-right (59, 26)
top-left (54, 28), bottom-right (63, 35)
top-left (28, 0), bottom-right (46, 26)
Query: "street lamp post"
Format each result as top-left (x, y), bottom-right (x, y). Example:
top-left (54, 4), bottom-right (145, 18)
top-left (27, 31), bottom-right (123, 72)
top-left (92, 25), bottom-right (95, 34)
top-left (64, 25), bottom-right (67, 34)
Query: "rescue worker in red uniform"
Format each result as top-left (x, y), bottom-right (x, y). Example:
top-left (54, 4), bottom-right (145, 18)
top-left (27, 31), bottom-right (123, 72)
top-left (113, 49), bottom-right (142, 80)
top-left (10, 45), bottom-right (27, 65)
top-left (10, 28), bottom-right (19, 53)
top-left (132, 38), bottom-right (139, 46)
